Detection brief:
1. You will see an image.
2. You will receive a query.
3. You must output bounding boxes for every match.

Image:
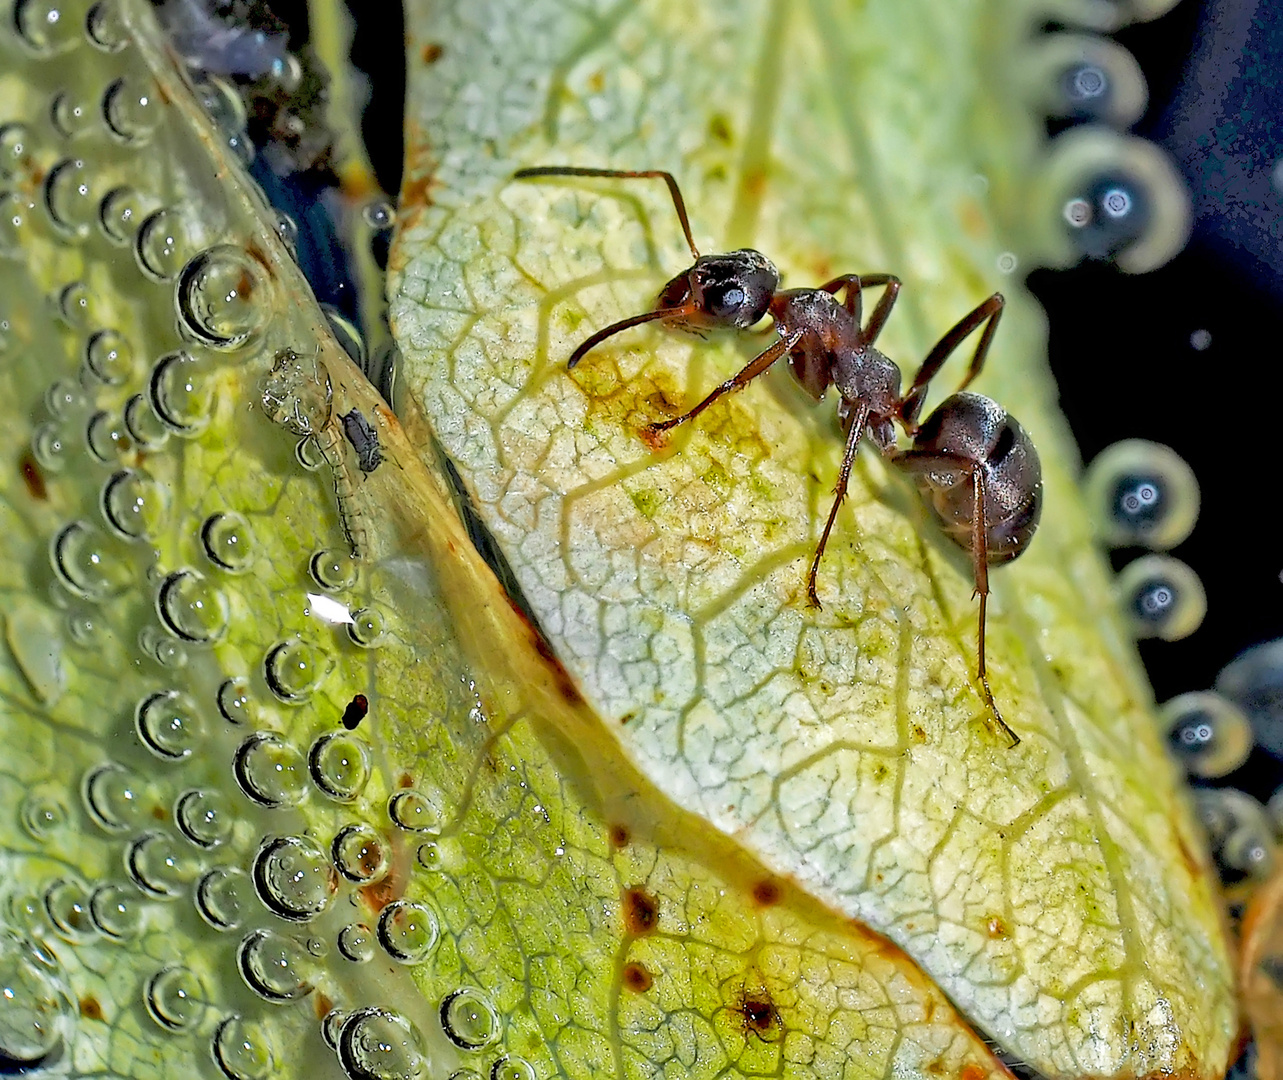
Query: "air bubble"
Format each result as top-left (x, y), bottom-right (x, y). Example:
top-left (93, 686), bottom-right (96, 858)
top-left (213, 1015), bottom-right (274, 1080)
top-left (50, 90), bottom-right (92, 139)
top-left (175, 788), bottom-right (233, 848)
top-left (233, 732), bottom-right (307, 808)
top-left (388, 789), bottom-right (441, 833)
top-left (1116, 554), bottom-right (1206, 641)
top-left (43, 878), bottom-right (91, 941)
top-left (124, 392), bottom-right (169, 448)
top-left (0, 124), bottom-right (31, 179)
top-left (0, 931), bottom-right (72, 1071)
top-left (1222, 825), bottom-right (1276, 879)
top-left (196, 867), bottom-right (250, 931)
top-left (0, 191), bottom-right (32, 257)
top-left (14, 0), bottom-right (81, 53)
top-left (1029, 34), bottom-right (1146, 127)
top-left (264, 637), bottom-right (330, 702)
top-left (87, 408), bottom-right (133, 462)
top-left (176, 245), bottom-right (270, 349)
top-left (337, 923), bottom-right (375, 963)
top-left (50, 519), bottom-right (134, 601)
top-left (331, 824), bottom-right (387, 884)
top-left (136, 689), bottom-right (206, 760)
top-left (149, 350), bottom-right (212, 434)
top-left (236, 929), bottom-right (313, 1002)
top-left (157, 568), bottom-right (229, 643)
top-left (347, 608), bottom-right (386, 648)
top-left (145, 965), bottom-right (203, 1031)
top-left (1160, 692), bottom-right (1252, 779)
top-left (84, 329), bottom-right (133, 384)
top-left (139, 625), bottom-right (188, 668)
top-left (58, 283), bottom-right (92, 329)
top-left (251, 836), bottom-right (334, 922)
top-left (1215, 638), bottom-right (1283, 760)
top-left (88, 882), bottom-right (140, 940)
top-left (102, 469), bottom-right (165, 540)
top-left (202, 512), bottom-right (255, 572)
top-left (440, 988), bottom-right (498, 1050)
top-left (377, 900), bottom-right (438, 964)
top-left (44, 158), bottom-right (96, 236)
top-left (126, 830), bottom-right (197, 898)
top-left (19, 788), bottom-right (66, 840)
top-left (31, 422), bottom-right (68, 471)
top-left (491, 1056), bottom-right (537, 1080)
top-left (337, 1008), bottom-right (427, 1080)
top-left (310, 548), bottom-right (359, 591)
top-left (45, 379), bottom-right (85, 418)
top-left (86, 0), bottom-right (127, 51)
top-left (99, 186), bottom-right (146, 245)
top-left (82, 761), bottom-right (144, 831)
top-left (103, 77), bottom-right (158, 143)
top-left (324, 306), bottom-right (367, 368)
top-left (136, 208), bottom-right (196, 281)
top-left (217, 677), bottom-right (253, 724)
top-left (362, 200), bottom-right (396, 230)
top-left (310, 733), bottom-right (371, 802)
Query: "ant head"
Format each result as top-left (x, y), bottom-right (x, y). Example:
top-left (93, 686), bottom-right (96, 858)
top-left (657, 249), bottom-right (779, 331)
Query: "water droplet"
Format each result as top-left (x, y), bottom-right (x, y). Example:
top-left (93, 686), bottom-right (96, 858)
top-left (1160, 692), bottom-right (1252, 779)
top-left (251, 836), bottom-right (334, 922)
top-left (31, 422), bottom-right (68, 471)
top-left (99, 185), bottom-right (146, 245)
top-left (176, 245), bottom-right (270, 349)
top-left (264, 637), bottom-right (330, 702)
top-left (331, 824), bottom-right (387, 884)
top-left (175, 788), bottom-right (233, 848)
top-left (309, 733), bottom-right (371, 802)
top-left (136, 208), bottom-right (196, 281)
top-left (310, 548), bottom-right (358, 592)
top-left (138, 624), bottom-right (188, 668)
top-left (86, 0), bottom-right (127, 51)
top-left (144, 965), bottom-right (203, 1031)
top-left (195, 867), bottom-right (250, 931)
top-left (1084, 439), bottom-right (1199, 551)
top-left (0, 191), bottom-right (32, 256)
top-left (86, 408), bottom-right (133, 462)
top-left (376, 900), bottom-right (438, 964)
top-left (101, 468), bottom-right (165, 540)
top-left (43, 878), bottom-right (91, 941)
top-left (0, 930), bottom-right (72, 1070)
top-left (44, 158), bottom-right (96, 236)
top-left (0, 124), bottom-right (31, 179)
top-left (337, 923), bottom-right (375, 963)
top-left (19, 788), bottom-right (66, 840)
top-left (347, 608), bottom-right (386, 648)
top-left (361, 200), bottom-right (396, 230)
top-left (201, 511), bottom-right (255, 572)
top-left (1222, 824), bottom-right (1276, 879)
top-left (213, 1015), bottom-right (275, 1080)
top-left (57, 283), bottom-right (93, 330)
top-left (136, 689), bottom-right (206, 760)
top-left (1116, 554), bottom-right (1206, 642)
top-left (1190, 328), bottom-right (1212, 351)
top-left (337, 1008), bottom-right (427, 1080)
top-left (236, 929), bottom-right (313, 1002)
top-left (440, 988), bottom-right (498, 1050)
top-left (324, 305), bottom-right (367, 368)
top-left (1216, 638), bottom-right (1283, 760)
top-left (82, 761), bottom-right (144, 831)
top-left (45, 378), bottom-right (85, 418)
top-left (149, 350), bottom-right (212, 434)
top-left (123, 391), bottom-right (170, 448)
top-left (296, 435), bottom-right (326, 470)
top-left (103, 76), bottom-right (158, 143)
top-left (127, 831), bottom-right (198, 899)
top-left (217, 677), bottom-right (253, 724)
top-left (274, 211), bottom-right (298, 254)
top-left (85, 329), bottom-right (134, 384)
top-left (87, 881), bottom-right (140, 940)
top-left (50, 519), bottom-right (134, 601)
top-left (14, 0), bottom-right (81, 53)
top-left (50, 90), bottom-right (92, 139)
top-left (233, 732), bottom-right (307, 808)
top-left (156, 568), bottom-right (229, 643)
top-left (490, 1056), bottom-right (536, 1080)
top-left (388, 789), bottom-right (441, 834)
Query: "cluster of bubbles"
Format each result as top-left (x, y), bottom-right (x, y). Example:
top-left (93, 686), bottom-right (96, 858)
top-left (0, 4), bottom-right (514, 1079)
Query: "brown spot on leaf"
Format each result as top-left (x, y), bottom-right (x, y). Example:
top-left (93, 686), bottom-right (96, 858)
top-left (987, 915), bottom-right (1008, 939)
top-left (622, 886), bottom-right (659, 935)
top-left (19, 452), bottom-right (46, 500)
top-left (911, 724), bottom-right (927, 743)
top-left (79, 996), bottom-right (104, 1021)
top-left (619, 712), bottom-right (636, 725)
top-left (420, 42), bottom-right (443, 64)
top-left (151, 804), bottom-right (168, 820)
top-left (314, 991), bottom-right (334, 1020)
top-left (397, 772), bottom-right (414, 788)
top-left (959, 1063), bottom-right (987, 1080)
top-left (752, 880), bottom-right (781, 907)
top-left (730, 986), bottom-right (782, 1043)
top-left (608, 824), bottom-right (629, 848)
top-left (621, 961), bottom-right (652, 992)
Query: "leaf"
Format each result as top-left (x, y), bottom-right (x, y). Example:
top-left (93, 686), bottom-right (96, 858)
top-left (0, 4), bottom-right (1023, 1080)
top-left (389, 1), bottom-right (1236, 1077)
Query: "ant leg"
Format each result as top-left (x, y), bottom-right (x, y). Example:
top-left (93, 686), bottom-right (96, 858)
top-left (513, 166), bottom-right (700, 260)
top-left (807, 400), bottom-right (870, 608)
top-left (648, 329), bottom-right (803, 434)
top-left (819, 274), bottom-right (902, 345)
top-left (900, 293), bottom-right (1005, 429)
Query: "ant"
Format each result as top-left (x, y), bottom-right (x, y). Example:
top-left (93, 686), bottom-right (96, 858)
top-left (514, 167), bottom-right (1042, 747)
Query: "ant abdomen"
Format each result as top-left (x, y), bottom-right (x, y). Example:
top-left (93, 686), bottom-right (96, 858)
top-left (900, 392), bottom-right (1043, 565)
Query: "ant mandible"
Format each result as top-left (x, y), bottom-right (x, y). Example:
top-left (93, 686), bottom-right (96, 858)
top-left (515, 166), bottom-right (1042, 746)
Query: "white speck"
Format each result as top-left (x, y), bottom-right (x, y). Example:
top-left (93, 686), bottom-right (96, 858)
top-left (996, 251), bottom-right (1018, 274)
top-left (1189, 328), bottom-right (1212, 351)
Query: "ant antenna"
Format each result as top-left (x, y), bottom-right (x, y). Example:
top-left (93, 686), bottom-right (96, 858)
top-left (566, 306), bottom-right (695, 369)
top-left (513, 167), bottom-right (702, 260)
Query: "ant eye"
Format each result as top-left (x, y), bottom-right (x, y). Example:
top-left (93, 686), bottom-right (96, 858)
top-left (704, 284), bottom-right (747, 318)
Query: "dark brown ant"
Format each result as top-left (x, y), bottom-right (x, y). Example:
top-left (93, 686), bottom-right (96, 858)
top-left (515, 167), bottom-right (1042, 746)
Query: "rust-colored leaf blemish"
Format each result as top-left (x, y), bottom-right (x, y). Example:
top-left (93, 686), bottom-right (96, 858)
top-left (19, 451), bottom-right (46, 500)
top-left (79, 995), bottom-right (104, 1021)
top-left (360, 872), bottom-right (399, 913)
top-left (752, 879), bottom-right (781, 907)
top-left (504, 594), bottom-right (583, 704)
top-left (619, 712), bottom-right (636, 725)
top-left (608, 824), bottom-right (630, 848)
top-left (314, 991), bottom-right (334, 1020)
top-left (420, 42), bottom-right (444, 64)
top-left (151, 804), bottom-right (168, 820)
top-left (959, 1062), bottom-right (988, 1080)
top-left (911, 723), bottom-right (928, 743)
top-left (730, 986), bottom-right (782, 1043)
top-left (397, 772), bottom-right (414, 788)
top-left (986, 915), bottom-right (1008, 939)
top-left (621, 961), bottom-right (652, 992)
top-left (622, 886), bottom-right (659, 935)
